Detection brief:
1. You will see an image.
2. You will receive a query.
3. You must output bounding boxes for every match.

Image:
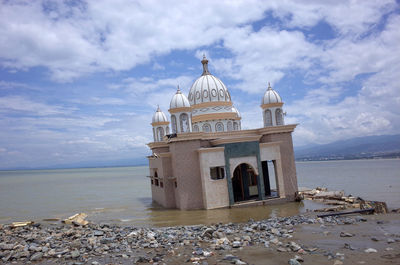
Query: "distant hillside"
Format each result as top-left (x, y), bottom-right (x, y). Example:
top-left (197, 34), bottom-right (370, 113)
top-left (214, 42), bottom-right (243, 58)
top-left (295, 134), bottom-right (400, 161)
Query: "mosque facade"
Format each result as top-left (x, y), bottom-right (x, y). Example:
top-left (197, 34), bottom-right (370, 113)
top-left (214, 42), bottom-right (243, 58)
top-left (147, 56), bottom-right (298, 210)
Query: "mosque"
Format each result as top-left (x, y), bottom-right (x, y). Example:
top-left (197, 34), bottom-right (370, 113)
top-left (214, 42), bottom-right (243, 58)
top-left (147, 56), bottom-right (298, 210)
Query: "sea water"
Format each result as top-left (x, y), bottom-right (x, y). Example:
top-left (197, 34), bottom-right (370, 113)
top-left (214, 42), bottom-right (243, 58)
top-left (0, 159), bottom-right (399, 227)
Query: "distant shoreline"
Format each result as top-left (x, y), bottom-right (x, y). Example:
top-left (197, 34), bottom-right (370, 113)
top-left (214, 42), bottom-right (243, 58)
top-left (1, 158), bottom-right (400, 171)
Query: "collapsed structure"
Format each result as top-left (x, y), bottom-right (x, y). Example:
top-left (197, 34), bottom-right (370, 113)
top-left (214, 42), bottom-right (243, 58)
top-left (147, 56), bottom-right (298, 210)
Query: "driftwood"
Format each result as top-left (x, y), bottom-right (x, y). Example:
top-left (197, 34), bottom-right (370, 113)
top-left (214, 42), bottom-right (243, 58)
top-left (317, 208), bottom-right (374, 217)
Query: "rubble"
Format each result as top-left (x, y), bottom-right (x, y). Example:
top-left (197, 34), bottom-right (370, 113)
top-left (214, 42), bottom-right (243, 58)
top-left (298, 187), bottom-right (388, 214)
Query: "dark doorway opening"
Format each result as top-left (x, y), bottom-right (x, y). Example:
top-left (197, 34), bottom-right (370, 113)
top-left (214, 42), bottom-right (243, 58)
top-left (232, 163), bottom-right (258, 202)
top-left (261, 160), bottom-right (278, 198)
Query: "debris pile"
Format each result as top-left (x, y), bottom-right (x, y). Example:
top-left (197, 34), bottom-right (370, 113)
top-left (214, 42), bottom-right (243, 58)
top-left (297, 187), bottom-right (388, 214)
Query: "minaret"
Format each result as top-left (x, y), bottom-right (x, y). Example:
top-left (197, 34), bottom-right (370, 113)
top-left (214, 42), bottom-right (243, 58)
top-left (261, 82), bottom-right (285, 127)
top-left (151, 106), bottom-right (170, 141)
top-left (169, 85), bottom-right (192, 133)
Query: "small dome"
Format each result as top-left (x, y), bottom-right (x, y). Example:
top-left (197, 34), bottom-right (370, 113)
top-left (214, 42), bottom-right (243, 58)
top-left (152, 106), bottom-right (168, 123)
top-left (232, 106), bottom-right (241, 118)
top-left (188, 55), bottom-right (231, 106)
top-left (262, 83), bottom-right (282, 105)
top-left (170, 86), bottom-right (190, 110)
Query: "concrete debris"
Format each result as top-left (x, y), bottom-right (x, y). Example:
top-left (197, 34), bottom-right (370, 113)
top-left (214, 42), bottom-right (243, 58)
top-left (298, 187), bottom-right (388, 214)
top-left (10, 221), bottom-right (34, 228)
top-left (62, 213), bottom-right (89, 226)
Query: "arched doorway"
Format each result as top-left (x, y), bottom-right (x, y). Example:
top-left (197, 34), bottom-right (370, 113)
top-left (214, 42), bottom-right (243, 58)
top-left (232, 163), bottom-right (258, 202)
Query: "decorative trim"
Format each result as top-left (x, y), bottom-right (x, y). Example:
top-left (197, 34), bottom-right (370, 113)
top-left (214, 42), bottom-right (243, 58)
top-left (192, 112), bottom-right (237, 123)
top-left (168, 107), bottom-right (192, 113)
top-left (147, 124), bottom-right (298, 146)
top-left (192, 101), bottom-right (233, 108)
top-left (151, 121), bottom-right (170, 126)
top-left (197, 147), bottom-right (225, 153)
top-left (260, 102), bottom-right (283, 109)
top-left (258, 124), bottom-right (297, 134)
top-left (259, 141), bottom-right (283, 148)
top-left (210, 135), bottom-right (262, 146)
top-left (147, 142), bottom-right (169, 149)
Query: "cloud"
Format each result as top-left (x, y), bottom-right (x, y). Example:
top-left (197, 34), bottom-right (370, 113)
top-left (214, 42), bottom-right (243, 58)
top-left (0, 96), bottom-right (67, 116)
top-left (0, 0), bottom-right (269, 82)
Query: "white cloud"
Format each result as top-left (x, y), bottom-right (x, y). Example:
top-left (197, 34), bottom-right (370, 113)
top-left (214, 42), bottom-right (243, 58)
top-left (0, 96), bottom-right (67, 116)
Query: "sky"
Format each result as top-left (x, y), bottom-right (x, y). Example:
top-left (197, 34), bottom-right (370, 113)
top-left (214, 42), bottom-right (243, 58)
top-left (0, 0), bottom-right (399, 170)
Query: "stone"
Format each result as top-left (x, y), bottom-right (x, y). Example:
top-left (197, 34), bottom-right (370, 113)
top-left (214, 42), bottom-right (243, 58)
top-left (0, 243), bottom-right (14, 250)
top-left (387, 238), bottom-right (395, 244)
top-left (288, 258), bottom-right (301, 265)
top-left (289, 241), bottom-right (301, 252)
top-left (235, 259), bottom-right (246, 265)
top-left (223, 254), bottom-right (238, 261)
top-left (371, 237), bottom-right (379, 241)
top-left (71, 250), bottom-right (80, 259)
top-left (333, 260), bottom-right (343, 265)
top-left (340, 232), bottom-right (354, 237)
top-left (30, 252), bottom-right (43, 261)
top-left (91, 262), bottom-right (99, 265)
top-left (232, 241), bottom-right (241, 248)
top-left (277, 247), bottom-right (287, 252)
top-left (93, 230), bottom-right (104, 236)
top-left (364, 248), bottom-right (377, 253)
top-left (294, 255), bottom-right (304, 262)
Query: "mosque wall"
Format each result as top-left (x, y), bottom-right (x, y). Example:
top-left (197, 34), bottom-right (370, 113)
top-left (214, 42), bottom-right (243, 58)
top-left (198, 147), bottom-right (229, 209)
top-left (169, 139), bottom-right (204, 210)
top-left (260, 132), bottom-right (298, 199)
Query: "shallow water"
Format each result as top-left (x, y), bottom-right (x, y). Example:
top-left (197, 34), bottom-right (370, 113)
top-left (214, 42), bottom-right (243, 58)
top-left (0, 159), bottom-right (399, 226)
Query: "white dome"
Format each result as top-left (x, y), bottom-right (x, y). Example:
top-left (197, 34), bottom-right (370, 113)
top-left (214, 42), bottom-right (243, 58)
top-left (232, 106), bottom-right (241, 118)
top-left (262, 83), bottom-right (282, 105)
top-left (170, 86), bottom-right (190, 109)
top-left (152, 106), bottom-right (168, 123)
top-left (188, 55), bottom-right (231, 106)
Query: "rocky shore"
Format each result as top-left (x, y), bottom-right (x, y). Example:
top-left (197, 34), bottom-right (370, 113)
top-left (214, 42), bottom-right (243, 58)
top-left (1, 212), bottom-right (399, 265)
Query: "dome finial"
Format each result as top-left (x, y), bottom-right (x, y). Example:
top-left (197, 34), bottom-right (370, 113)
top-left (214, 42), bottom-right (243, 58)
top-left (157, 104), bottom-right (160, 111)
top-left (268, 82), bottom-right (272, 90)
top-left (201, 54), bottom-right (210, 76)
top-left (177, 85), bottom-right (181, 93)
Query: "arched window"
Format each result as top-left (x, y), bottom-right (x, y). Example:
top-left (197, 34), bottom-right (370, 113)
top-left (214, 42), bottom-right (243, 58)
top-left (276, 108), bottom-right (283, 125)
top-left (202, 123), bottom-right (211, 132)
top-left (265, 109), bottom-right (272, 127)
top-left (227, 121), bottom-right (233, 131)
top-left (193, 124), bottom-right (199, 132)
top-left (180, 113), bottom-right (189, 132)
top-left (171, 115), bottom-right (177, 133)
top-left (152, 128), bottom-right (156, 141)
top-left (233, 122), bottom-right (239, 131)
top-left (157, 127), bottom-right (164, 141)
top-left (215, 122), bottom-right (224, 132)
top-left (166, 126), bottom-right (170, 135)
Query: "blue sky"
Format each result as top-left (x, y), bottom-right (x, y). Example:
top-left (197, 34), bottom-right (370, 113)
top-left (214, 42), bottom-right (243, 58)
top-left (0, 0), bottom-right (399, 169)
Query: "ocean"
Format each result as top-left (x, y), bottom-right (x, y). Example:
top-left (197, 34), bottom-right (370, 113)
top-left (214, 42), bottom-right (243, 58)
top-left (0, 159), bottom-right (399, 227)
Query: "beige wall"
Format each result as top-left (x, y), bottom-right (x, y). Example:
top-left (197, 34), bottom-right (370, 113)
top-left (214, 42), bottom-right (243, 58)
top-left (198, 147), bottom-right (229, 209)
top-left (259, 143), bottom-right (285, 198)
top-left (169, 140), bottom-right (204, 210)
top-left (149, 154), bottom-right (176, 208)
top-left (260, 133), bottom-right (298, 199)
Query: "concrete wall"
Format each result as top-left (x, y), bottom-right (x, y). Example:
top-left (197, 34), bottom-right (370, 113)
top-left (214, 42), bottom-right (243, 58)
top-left (260, 133), bottom-right (298, 199)
top-left (198, 147), bottom-right (229, 209)
top-left (148, 154), bottom-right (176, 208)
top-left (259, 143), bottom-right (285, 198)
top-left (169, 140), bottom-right (204, 210)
